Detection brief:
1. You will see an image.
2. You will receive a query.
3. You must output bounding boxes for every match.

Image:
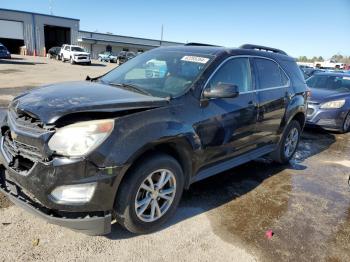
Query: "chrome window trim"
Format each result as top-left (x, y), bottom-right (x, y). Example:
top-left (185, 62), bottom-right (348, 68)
top-left (201, 55), bottom-right (291, 98)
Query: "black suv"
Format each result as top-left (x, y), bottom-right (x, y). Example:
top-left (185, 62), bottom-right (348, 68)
top-left (0, 44), bottom-right (307, 235)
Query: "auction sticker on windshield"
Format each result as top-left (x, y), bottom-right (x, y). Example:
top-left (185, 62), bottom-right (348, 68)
top-left (181, 56), bottom-right (210, 64)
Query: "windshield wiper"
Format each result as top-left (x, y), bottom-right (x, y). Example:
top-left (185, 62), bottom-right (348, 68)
top-left (108, 82), bottom-right (153, 96)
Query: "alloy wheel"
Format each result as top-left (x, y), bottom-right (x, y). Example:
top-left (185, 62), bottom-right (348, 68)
top-left (135, 169), bottom-right (176, 223)
top-left (284, 127), bottom-right (299, 158)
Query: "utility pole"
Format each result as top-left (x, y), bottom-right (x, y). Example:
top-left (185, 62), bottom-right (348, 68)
top-left (49, 0), bottom-right (53, 15)
top-left (160, 24), bottom-right (164, 46)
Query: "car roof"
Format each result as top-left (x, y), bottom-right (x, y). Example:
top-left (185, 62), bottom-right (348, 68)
top-left (156, 45), bottom-right (295, 61)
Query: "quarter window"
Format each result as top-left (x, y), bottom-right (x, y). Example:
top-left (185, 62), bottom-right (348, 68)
top-left (255, 58), bottom-right (286, 89)
top-left (208, 58), bottom-right (252, 92)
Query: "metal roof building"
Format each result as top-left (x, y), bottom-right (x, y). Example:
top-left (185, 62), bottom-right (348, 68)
top-left (0, 8), bottom-right (182, 58)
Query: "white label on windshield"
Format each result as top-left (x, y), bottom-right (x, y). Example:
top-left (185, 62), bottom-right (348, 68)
top-left (181, 56), bottom-right (209, 64)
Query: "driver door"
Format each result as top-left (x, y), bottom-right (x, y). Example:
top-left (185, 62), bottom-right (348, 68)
top-left (194, 57), bottom-right (259, 165)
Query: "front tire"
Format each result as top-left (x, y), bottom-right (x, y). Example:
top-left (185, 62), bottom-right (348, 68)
top-left (271, 120), bottom-right (301, 164)
top-left (115, 154), bottom-right (184, 234)
top-left (70, 57), bottom-right (75, 65)
top-left (341, 111), bottom-right (350, 133)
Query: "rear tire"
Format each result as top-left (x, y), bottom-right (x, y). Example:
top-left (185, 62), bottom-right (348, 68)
top-left (115, 153), bottom-right (184, 234)
top-left (271, 120), bottom-right (301, 164)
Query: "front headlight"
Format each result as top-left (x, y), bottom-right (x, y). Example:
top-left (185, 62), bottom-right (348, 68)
top-left (50, 183), bottom-right (97, 204)
top-left (48, 119), bottom-right (114, 157)
top-left (320, 99), bottom-right (346, 109)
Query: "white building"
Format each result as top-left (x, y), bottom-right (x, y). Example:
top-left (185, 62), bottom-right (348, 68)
top-left (0, 8), bottom-right (182, 58)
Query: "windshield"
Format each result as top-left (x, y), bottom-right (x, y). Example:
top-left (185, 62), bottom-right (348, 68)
top-left (306, 75), bottom-right (350, 92)
top-left (101, 49), bottom-right (213, 98)
top-left (0, 46), bottom-right (6, 51)
top-left (71, 47), bottom-right (85, 52)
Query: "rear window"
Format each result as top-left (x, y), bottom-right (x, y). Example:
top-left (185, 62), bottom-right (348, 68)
top-left (255, 58), bottom-right (287, 89)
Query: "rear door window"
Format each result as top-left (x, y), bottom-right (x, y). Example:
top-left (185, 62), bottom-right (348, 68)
top-left (255, 58), bottom-right (287, 89)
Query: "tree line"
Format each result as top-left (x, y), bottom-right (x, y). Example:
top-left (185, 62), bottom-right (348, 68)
top-left (297, 54), bottom-right (350, 64)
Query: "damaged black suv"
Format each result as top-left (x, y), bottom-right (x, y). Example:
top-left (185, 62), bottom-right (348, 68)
top-left (0, 44), bottom-right (307, 235)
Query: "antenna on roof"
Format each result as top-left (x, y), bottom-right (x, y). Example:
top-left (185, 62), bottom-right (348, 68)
top-left (49, 0), bottom-right (53, 15)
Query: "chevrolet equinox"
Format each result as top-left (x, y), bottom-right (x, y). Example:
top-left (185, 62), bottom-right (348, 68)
top-left (0, 44), bottom-right (307, 235)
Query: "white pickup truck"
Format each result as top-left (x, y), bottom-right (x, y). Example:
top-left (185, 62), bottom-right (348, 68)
top-left (314, 60), bottom-right (345, 69)
top-left (60, 44), bottom-right (91, 65)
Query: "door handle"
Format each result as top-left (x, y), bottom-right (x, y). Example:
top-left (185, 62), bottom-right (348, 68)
top-left (248, 100), bottom-right (256, 106)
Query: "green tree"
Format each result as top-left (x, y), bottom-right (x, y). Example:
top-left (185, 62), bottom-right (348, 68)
top-left (317, 56), bottom-right (324, 62)
top-left (311, 56), bottom-right (318, 62)
top-left (298, 56), bottom-right (308, 62)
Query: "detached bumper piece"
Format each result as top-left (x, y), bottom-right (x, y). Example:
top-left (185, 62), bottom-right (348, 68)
top-left (0, 170), bottom-right (112, 236)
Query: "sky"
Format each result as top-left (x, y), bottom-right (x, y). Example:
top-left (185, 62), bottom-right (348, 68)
top-left (1, 0), bottom-right (349, 58)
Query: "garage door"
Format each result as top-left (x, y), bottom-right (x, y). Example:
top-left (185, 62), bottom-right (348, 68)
top-left (0, 20), bottom-right (24, 40)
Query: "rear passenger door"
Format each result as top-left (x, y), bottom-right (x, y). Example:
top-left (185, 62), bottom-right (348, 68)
top-left (253, 57), bottom-right (290, 145)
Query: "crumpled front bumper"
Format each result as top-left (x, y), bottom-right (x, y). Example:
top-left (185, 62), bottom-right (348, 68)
top-left (0, 111), bottom-right (124, 235)
top-left (0, 169), bottom-right (112, 235)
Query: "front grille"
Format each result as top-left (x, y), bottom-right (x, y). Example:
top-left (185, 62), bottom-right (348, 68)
top-left (8, 108), bottom-right (45, 133)
top-left (78, 56), bottom-right (88, 60)
top-left (3, 131), bottom-right (42, 162)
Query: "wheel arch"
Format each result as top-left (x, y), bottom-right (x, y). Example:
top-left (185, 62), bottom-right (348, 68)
top-left (291, 111), bottom-right (306, 129)
top-left (114, 137), bottom-right (194, 206)
top-left (130, 139), bottom-right (193, 188)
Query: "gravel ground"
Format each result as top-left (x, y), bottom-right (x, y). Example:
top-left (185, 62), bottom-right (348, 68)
top-left (0, 55), bottom-right (349, 262)
top-left (0, 55), bottom-right (116, 107)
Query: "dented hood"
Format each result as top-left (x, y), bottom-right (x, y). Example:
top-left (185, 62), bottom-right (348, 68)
top-left (11, 81), bottom-right (168, 124)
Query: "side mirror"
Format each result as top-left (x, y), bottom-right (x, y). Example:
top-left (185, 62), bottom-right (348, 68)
top-left (203, 82), bottom-right (239, 99)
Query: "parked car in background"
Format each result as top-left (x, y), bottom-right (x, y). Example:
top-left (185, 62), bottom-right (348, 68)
top-left (60, 44), bottom-right (91, 65)
top-left (0, 44), bottom-right (307, 235)
top-left (302, 68), bottom-right (324, 79)
top-left (47, 46), bottom-right (62, 60)
top-left (0, 43), bottom-right (11, 59)
top-left (98, 51), bottom-right (118, 63)
top-left (314, 60), bottom-right (345, 69)
top-left (306, 72), bottom-right (350, 133)
top-left (117, 51), bottom-right (136, 64)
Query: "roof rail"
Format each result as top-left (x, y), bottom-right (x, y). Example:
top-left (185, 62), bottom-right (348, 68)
top-left (185, 42), bottom-right (221, 47)
top-left (240, 44), bottom-right (287, 55)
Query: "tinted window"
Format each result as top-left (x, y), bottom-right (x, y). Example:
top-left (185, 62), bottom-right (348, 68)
top-left (71, 47), bottom-right (85, 52)
top-left (208, 58), bottom-right (252, 92)
top-left (255, 58), bottom-right (284, 89)
top-left (279, 60), bottom-right (306, 86)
